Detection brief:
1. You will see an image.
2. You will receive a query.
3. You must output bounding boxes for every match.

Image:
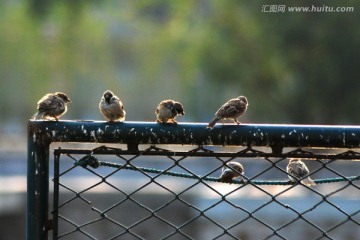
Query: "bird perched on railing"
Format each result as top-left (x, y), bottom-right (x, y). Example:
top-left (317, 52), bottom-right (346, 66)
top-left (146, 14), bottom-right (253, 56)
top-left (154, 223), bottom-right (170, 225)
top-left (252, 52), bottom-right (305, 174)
top-left (155, 99), bottom-right (185, 124)
top-left (207, 96), bottom-right (248, 128)
top-left (99, 90), bottom-right (126, 122)
top-left (286, 158), bottom-right (316, 187)
top-left (219, 161), bottom-right (245, 183)
top-left (32, 92), bottom-right (71, 121)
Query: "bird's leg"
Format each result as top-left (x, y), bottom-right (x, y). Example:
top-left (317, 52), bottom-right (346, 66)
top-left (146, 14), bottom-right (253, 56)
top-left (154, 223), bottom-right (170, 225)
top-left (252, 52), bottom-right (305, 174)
top-left (156, 119), bottom-right (167, 124)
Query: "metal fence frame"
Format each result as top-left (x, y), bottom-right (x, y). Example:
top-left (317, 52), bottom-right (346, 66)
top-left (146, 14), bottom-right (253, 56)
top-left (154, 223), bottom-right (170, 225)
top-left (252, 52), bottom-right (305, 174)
top-left (27, 120), bottom-right (360, 239)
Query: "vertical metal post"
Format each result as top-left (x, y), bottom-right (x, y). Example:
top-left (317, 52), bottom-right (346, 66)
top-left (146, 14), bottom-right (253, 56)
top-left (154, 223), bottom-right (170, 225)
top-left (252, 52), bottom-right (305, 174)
top-left (52, 150), bottom-right (60, 239)
top-left (27, 124), bottom-right (50, 240)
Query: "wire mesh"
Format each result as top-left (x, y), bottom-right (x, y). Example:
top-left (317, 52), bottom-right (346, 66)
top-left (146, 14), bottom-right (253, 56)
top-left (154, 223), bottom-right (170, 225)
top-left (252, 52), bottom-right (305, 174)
top-left (50, 145), bottom-right (360, 240)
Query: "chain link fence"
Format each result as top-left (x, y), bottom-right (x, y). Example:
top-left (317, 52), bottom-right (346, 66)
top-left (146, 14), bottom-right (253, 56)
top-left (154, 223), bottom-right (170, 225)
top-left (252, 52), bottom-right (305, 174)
top-left (27, 121), bottom-right (360, 240)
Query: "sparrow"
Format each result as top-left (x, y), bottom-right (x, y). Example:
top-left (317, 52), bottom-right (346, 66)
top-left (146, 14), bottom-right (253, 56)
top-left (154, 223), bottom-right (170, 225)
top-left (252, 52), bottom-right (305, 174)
top-left (286, 158), bottom-right (316, 187)
top-left (99, 90), bottom-right (126, 122)
top-left (32, 92), bottom-right (71, 120)
top-left (155, 99), bottom-right (185, 124)
top-left (207, 96), bottom-right (248, 128)
top-left (219, 161), bottom-right (245, 183)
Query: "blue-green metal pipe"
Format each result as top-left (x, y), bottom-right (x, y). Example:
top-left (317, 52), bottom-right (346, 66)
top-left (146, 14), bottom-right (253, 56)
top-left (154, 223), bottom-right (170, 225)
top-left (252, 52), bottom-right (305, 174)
top-left (28, 120), bottom-right (360, 148)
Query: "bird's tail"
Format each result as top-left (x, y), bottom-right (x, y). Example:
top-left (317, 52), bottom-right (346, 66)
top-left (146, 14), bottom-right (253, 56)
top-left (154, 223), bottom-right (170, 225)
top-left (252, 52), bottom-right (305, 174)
top-left (302, 177), bottom-right (316, 187)
top-left (207, 117), bottom-right (219, 128)
top-left (32, 111), bottom-right (44, 120)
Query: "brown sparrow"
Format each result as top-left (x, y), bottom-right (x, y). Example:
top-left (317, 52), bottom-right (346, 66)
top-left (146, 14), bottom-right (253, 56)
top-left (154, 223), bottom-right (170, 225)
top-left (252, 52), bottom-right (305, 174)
top-left (99, 90), bottom-right (126, 122)
top-left (155, 99), bottom-right (185, 124)
top-left (32, 92), bottom-right (71, 120)
top-left (220, 161), bottom-right (244, 183)
top-left (207, 96), bottom-right (248, 128)
top-left (286, 158), bottom-right (316, 187)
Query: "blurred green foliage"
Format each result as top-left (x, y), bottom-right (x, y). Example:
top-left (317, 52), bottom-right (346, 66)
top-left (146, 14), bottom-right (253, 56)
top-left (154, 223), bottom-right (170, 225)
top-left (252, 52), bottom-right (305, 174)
top-left (0, 0), bottom-right (359, 131)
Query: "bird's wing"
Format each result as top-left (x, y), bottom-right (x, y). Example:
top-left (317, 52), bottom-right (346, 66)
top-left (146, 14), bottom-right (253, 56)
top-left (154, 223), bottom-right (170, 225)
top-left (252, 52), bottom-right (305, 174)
top-left (294, 163), bottom-right (309, 177)
top-left (216, 99), bottom-right (240, 118)
top-left (38, 95), bottom-right (61, 110)
top-left (220, 170), bottom-right (234, 182)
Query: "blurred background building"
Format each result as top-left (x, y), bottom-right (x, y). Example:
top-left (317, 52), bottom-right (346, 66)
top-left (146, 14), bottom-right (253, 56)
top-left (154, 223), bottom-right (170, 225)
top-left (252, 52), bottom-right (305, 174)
top-left (0, 0), bottom-right (359, 239)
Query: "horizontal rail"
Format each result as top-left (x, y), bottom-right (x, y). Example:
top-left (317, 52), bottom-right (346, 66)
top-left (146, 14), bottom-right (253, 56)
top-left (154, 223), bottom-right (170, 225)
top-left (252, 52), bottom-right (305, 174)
top-left (28, 120), bottom-right (360, 149)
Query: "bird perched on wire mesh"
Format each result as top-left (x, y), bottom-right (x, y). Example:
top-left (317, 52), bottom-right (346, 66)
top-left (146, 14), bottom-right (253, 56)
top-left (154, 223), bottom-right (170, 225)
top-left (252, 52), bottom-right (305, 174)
top-left (207, 96), bottom-right (248, 128)
top-left (155, 99), bottom-right (185, 124)
top-left (286, 158), bottom-right (316, 187)
top-left (32, 92), bottom-right (71, 120)
top-left (99, 90), bottom-right (126, 122)
top-left (219, 161), bottom-right (245, 183)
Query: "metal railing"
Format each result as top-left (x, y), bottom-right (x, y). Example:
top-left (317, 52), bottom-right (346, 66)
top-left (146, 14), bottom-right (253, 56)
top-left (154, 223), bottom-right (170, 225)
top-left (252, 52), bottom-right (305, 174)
top-left (27, 121), bottom-right (360, 239)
